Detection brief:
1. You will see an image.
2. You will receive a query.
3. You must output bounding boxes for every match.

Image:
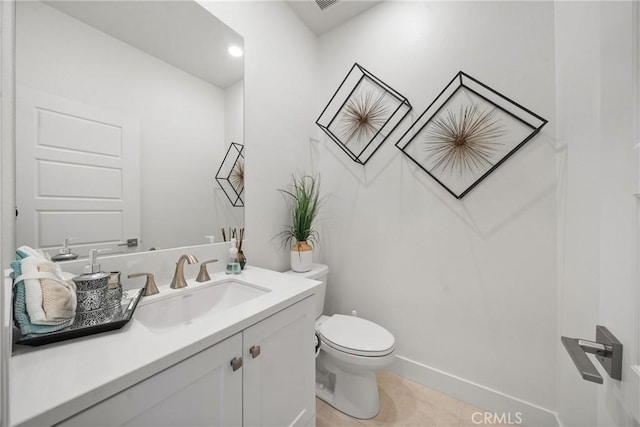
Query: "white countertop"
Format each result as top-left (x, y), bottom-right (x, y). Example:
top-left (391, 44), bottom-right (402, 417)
top-left (10, 266), bottom-right (320, 426)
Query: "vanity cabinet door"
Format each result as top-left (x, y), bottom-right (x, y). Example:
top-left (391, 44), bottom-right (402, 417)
top-left (243, 296), bottom-right (316, 427)
top-left (57, 333), bottom-right (243, 427)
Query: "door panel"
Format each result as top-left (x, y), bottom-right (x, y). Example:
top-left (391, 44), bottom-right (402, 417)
top-left (58, 333), bottom-right (243, 427)
top-left (37, 107), bottom-right (122, 156)
top-left (243, 297), bottom-right (316, 427)
top-left (596, 1), bottom-right (640, 424)
top-left (557, 2), bottom-right (640, 425)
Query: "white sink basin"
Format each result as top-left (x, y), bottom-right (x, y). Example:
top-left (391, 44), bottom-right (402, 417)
top-left (135, 279), bottom-right (269, 334)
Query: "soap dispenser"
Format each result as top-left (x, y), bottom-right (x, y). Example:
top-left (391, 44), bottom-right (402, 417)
top-left (225, 238), bottom-right (241, 275)
top-left (51, 237), bottom-right (79, 262)
top-left (72, 249), bottom-right (111, 311)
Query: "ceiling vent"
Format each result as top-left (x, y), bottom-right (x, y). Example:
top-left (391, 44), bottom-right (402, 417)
top-left (315, 0), bottom-right (339, 11)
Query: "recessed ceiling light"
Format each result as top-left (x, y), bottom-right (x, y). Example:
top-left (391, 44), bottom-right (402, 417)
top-left (228, 46), bottom-right (243, 58)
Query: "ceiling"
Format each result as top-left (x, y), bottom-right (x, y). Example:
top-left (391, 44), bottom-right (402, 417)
top-left (45, 1), bottom-right (244, 89)
top-left (286, 0), bottom-right (383, 36)
top-left (44, 0), bottom-right (380, 86)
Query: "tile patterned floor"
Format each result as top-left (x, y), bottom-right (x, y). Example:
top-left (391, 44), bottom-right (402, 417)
top-left (316, 370), bottom-right (506, 427)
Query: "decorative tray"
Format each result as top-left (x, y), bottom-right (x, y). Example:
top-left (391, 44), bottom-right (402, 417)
top-left (15, 288), bottom-right (144, 347)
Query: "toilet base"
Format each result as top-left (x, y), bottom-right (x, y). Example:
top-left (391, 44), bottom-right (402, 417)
top-left (315, 351), bottom-right (383, 419)
top-left (316, 373), bottom-right (380, 419)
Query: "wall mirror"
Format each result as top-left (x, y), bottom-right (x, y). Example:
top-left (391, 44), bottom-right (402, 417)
top-left (14, 0), bottom-right (244, 258)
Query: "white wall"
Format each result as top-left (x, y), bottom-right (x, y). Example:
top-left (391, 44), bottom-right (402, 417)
top-left (0, 1), bottom-right (14, 424)
top-left (198, 1), bottom-right (319, 271)
top-left (316, 0), bottom-right (558, 418)
top-left (211, 79), bottom-right (245, 232)
top-left (225, 79), bottom-right (244, 147)
top-left (16, 1), bottom-right (231, 251)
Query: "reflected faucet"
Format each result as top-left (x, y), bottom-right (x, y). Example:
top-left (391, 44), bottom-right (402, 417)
top-left (170, 254), bottom-right (199, 289)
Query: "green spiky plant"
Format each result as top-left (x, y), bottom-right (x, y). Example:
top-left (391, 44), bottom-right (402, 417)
top-left (278, 174), bottom-right (321, 252)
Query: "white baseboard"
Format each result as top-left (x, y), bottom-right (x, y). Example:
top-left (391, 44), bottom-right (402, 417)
top-left (389, 355), bottom-right (561, 427)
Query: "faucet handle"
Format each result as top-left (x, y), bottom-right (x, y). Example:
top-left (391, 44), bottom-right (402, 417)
top-left (62, 237), bottom-right (78, 251)
top-left (51, 237), bottom-right (79, 261)
top-left (128, 273), bottom-right (159, 296)
top-left (196, 259), bottom-right (219, 282)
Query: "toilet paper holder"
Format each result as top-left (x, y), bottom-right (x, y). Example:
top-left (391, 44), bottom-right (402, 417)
top-left (561, 325), bottom-right (622, 384)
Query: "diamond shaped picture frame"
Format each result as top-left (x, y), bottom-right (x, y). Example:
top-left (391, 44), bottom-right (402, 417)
top-left (395, 71), bottom-right (548, 199)
top-left (317, 63), bottom-right (412, 165)
top-left (215, 142), bottom-right (244, 207)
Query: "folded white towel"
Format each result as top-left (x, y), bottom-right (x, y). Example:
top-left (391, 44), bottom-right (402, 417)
top-left (17, 245), bottom-right (48, 260)
top-left (40, 262), bottom-right (76, 321)
top-left (19, 249), bottom-right (75, 325)
top-left (21, 256), bottom-right (50, 324)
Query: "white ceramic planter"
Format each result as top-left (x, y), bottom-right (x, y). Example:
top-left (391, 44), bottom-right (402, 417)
top-left (291, 249), bottom-right (313, 273)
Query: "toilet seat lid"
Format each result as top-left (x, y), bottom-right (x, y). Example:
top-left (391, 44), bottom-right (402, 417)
top-left (318, 314), bottom-right (395, 357)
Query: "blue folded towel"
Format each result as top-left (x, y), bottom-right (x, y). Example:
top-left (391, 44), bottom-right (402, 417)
top-left (12, 249), bottom-right (72, 336)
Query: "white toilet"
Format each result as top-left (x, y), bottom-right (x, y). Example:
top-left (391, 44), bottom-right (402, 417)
top-left (287, 264), bottom-right (396, 419)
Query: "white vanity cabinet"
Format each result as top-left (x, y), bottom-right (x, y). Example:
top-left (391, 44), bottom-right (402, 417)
top-left (57, 296), bottom-right (315, 427)
top-left (243, 294), bottom-right (316, 427)
top-left (58, 333), bottom-right (244, 427)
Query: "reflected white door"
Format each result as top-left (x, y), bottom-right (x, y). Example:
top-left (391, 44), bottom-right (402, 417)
top-left (16, 87), bottom-right (140, 257)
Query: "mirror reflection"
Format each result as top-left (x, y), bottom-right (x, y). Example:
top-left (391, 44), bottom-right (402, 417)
top-left (15, 0), bottom-right (244, 258)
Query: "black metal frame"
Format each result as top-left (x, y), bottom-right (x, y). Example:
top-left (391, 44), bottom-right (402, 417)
top-left (215, 142), bottom-right (244, 207)
top-left (395, 71), bottom-right (548, 199)
top-left (316, 63), bottom-right (412, 165)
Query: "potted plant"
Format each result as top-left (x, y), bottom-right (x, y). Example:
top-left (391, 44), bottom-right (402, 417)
top-left (279, 174), bottom-right (321, 272)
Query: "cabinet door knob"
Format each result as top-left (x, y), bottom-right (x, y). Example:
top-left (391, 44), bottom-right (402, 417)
top-left (250, 345), bottom-right (261, 359)
top-left (230, 357), bottom-right (243, 371)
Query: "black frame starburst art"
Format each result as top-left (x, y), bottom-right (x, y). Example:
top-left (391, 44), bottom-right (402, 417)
top-left (215, 142), bottom-right (244, 207)
top-left (317, 63), bottom-right (412, 165)
top-left (396, 71), bottom-right (547, 199)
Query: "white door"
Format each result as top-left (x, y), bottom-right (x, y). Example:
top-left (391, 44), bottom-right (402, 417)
top-left (243, 296), bottom-right (316, 427)
top-left (16, 86), bottom-right (140, 257)
top-left (596, 2), bottom-right (640, 425)
top-left (558, 2), bottom-right (640, 425)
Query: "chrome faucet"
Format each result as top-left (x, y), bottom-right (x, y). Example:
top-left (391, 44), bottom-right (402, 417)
top-left (170, 254), bottom-right (198, 289)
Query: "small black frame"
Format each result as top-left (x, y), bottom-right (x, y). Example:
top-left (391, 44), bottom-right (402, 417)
top-left (395, 71), bottom-right (548, 199)
top-left (215, 142), bottom-right (244, 207)
top-left (316, 63), bottom-right (412, 165)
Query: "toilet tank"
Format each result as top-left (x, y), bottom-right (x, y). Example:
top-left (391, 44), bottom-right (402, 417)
top-left (286, 264), bottom-right (328, 319)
